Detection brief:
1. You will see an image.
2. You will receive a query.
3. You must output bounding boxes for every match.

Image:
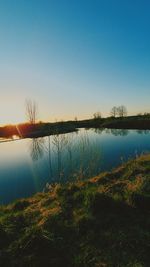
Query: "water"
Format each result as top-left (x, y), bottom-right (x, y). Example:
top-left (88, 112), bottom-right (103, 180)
top-left (0, 128), bottom-right (150, 204)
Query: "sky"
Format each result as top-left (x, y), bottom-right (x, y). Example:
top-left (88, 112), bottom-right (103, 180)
top-left (0, 0), bottom-right (150, 125)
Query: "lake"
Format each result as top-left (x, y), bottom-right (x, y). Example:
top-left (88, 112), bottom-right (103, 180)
top-left (0, 128), bottom-right (150, 204)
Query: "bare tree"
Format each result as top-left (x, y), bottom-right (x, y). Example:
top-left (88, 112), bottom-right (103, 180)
top-left (25, 99), bottom-right (38, 124)
top-left (117, 105), bottom-right (127, 117)
top-left (110, 106), bottom-right (118, 117)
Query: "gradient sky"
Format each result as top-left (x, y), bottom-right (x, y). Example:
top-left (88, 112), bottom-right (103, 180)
top-left (0, 0), bottom-right (150, 124)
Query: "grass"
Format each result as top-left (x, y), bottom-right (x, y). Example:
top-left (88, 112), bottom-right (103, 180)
top-left (0, 154), bottom-right (150, 266)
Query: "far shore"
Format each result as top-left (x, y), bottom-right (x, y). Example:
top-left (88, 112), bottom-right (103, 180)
top-left (1, 114), bottom-right (150, 139)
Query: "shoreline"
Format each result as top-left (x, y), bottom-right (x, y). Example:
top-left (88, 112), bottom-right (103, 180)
top-left (1, 115), bottom-right (150, 139)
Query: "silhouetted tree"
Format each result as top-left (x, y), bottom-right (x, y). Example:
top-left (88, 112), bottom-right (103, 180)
top-left (117, 105), bottom-right (127, 117)
top-left (110, 106), bottom-right (118, 117)
top-left (25, 99), bottom-right (38, 124)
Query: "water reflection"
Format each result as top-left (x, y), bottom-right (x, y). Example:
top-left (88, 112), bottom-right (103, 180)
top-left (29, 132), bottom-right (102, 184)
top-left (136, 130), bottom-right (150, 135)
top-left (93, 128), bottom-right (104, 135)
top-left (29, 138), bottom-right (45, 161)
top-left (107, 129), bottom-right (129, 136)
top-left (1, 128), bottom-right (150, 204)
top-left (93, 128), bottom-right (129, 136)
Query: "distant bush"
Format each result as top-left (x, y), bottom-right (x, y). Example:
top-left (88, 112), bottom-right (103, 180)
top-left (93, 112), bottom-right (102, 120)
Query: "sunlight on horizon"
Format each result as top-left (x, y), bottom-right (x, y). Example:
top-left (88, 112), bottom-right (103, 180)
top-left (0, 101), bottom-right (138, 126)
top-left (0, 1), bottom-right (150, 124)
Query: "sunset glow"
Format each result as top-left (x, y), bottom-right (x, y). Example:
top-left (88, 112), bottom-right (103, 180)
top-left (0, 1), bottom-right (150, 124)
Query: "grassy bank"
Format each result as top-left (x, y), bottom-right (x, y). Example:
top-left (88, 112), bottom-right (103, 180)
top-left (1, 114), bottom-right (150, 139)
top-left (0, 154), bottom-right (150, 266)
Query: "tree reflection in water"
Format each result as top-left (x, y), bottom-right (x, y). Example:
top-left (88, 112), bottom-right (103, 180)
top-left (94, 128), bottom-right (129, 136)
top-left (29, 131), bottom-right (102, 184)
top-left (109, 129), bottom-right (129, 136)
top-left (136, 130), bottom-right (150, 135)
top-left (29, 138), bottom-right (45, 161)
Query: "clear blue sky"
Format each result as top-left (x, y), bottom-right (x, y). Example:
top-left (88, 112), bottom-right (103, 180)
top-left (0, 0), bottom-right (150, 124)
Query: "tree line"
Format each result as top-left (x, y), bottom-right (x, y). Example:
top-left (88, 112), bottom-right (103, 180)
top-left (110, 105), bottom-right (127, 118)
top-left (25, 99), bottom-right (128, 125)
top-left (93, 106), bottom-right (127, 120)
